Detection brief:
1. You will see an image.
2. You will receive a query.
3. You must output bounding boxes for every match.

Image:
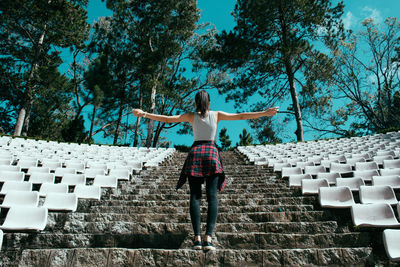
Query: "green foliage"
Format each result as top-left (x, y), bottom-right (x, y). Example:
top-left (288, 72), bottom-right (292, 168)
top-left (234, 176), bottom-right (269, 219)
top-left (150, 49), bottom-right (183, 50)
top-left (174, 144), bottom-right (191, 152)
top-left (204, 0), bottom-right (344, 141)
top-left (237, 128), bottom-right (253, 146)
top-left (218, 127), bottom-right (232, 151)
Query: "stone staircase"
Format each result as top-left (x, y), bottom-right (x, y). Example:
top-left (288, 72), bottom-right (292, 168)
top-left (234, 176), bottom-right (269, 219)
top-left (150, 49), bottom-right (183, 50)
top-left (0, 150), bottom-right (383, 266)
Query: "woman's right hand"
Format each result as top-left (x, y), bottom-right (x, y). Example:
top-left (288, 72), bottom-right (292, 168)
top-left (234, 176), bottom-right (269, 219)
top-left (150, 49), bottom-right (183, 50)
top-left (265, 107), bottom-right (279, 116)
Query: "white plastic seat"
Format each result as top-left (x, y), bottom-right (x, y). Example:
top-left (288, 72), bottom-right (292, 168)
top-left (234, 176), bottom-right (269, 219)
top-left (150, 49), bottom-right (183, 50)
top-left (86, 162), bottom-right (108, 171)
top-left (383, 229), bottom-right (400, 261)
top-left (346, 157), bottom-right (366, 167)
top-left (84, 168), bottom-right (105, 179)
top-left (373, 155), bottom-right (394, 165)
top-left (377, 150), bottom-right (396, 157)
top-left (328, 154), bottom-right (346, 163)
top-left (272, 162), bottom-right (291, 172)
top-left (295, 161), bottom-right (315, 170)
top-left (288, 174), bottom-right (312, 187)
top-left (0, 159), bottom-right (11, 166)
top-left (43, 193), bottom-right (78, 212)
top-left (64, 162), bottom-right (85, 173)
top-left (319, 186), bottom-right (355, 208)
top-left (320, 159), bottom-right (339, 169)
top-left (93, 175), bottom-right (117, 188)
top-left (281, 167), bottom-right (302, 178)
top-left (29, 173), bottom-right (55, 184)
top-left (359, 185), bottom-right (398, 205)
top-left (253, 157), bottom-right (268, 165)
top-left (316, 172), bottom-right (341, 185)
top-left (384, 160), bottom-right (400, 169)
top-left (39, 183), bottom-right (68, 197)
top-left (353, 169), bottom-right (380, 182)
top-left (74, 185), bottom-right (101, 200)
top-left (351, 152), bottom-right (372, 161)
top-left (27, 167), bottom-right (50, 175)
top-left (109, 169), bottom-right (130, 181)
top-left (355, 161), bottom-right (379, 171)
top-left (301, 178), bottom-right (329, 195)
top-left (0, 171), bottom-right (24, 182)
top-left (61, 173), bottom-right (85, 186)
top-left (329, 162), bottom-right (352, 173)
top-left (0, 190), bottom-right (39, 208)
top-left (372, 176), bottom-right (400, 189)
top-left (0, 181), bottom-right (32, 195)
top-left (17, 159), bottom-right (38, 169)
top-left (304, 165), bottom-right (327, 176)
top-left (351, 203), bottom-right (400, 228)
top-left (41, 161), bottom-right (62, 172)
top-left (380, 168), bottom-right (400, 176)
top-left (0, 206), bottom-right (48, 231)
top-left (0, 229), bottom-right (3, 250)
top-left (0, 165), bottom-right (21, 172)
top-left (126, 161), bottom-right (142, 173)
top-left (336, 177), bottom-right (365, 191)
top-left (54, 168), bottom-right (76, 177)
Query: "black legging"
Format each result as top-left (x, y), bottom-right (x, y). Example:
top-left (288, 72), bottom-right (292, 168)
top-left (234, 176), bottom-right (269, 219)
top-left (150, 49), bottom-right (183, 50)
top-left (188, 175), bottom-right (219, 236)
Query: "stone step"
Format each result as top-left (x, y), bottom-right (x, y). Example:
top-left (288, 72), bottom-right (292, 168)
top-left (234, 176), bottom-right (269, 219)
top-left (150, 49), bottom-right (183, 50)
top-left (45, 221), bottom-right (346, 235)
top-left (2, 231), bottom-right (370, 250)
top-left (47, 210), bottom-right (330, 224)
top-left (87, 204), bottom-right (314, 214)
top-left (13, 247), bottom-right (374, 266)
top-left (105, 196), bottom-right (316, 206)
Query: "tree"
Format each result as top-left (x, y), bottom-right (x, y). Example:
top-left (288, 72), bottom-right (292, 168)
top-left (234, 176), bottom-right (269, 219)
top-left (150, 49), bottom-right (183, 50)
top-left (205, 0), bottom-right (344, 141)
top-left (0, 0), bottom-right (89, 136)
top-left (219, 127), bottom-right (232, 151)
top-left (317, 17), bottom-right (400, 136)
top-left (237, 128), bottom-right (253, 146)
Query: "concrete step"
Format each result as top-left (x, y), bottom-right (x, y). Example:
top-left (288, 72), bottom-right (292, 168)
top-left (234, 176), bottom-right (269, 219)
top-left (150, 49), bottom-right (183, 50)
top-left (11, 247), bottom-right (374, 266)
top-left (2, 231), bottom-right (371, 251)
top-left (47, 210), bottom-right (331, 224)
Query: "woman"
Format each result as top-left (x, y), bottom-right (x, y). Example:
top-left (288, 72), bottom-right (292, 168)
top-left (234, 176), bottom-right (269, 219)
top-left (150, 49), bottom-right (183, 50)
top-left (132, 90), bottom-right (278, 251)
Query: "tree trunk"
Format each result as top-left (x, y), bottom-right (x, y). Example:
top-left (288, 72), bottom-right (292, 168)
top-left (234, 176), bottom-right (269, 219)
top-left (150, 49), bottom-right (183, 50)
top-left (88, 105), bottom-right (97, 141)
top-left (287, 68), bottom-right (304, 141)
top-left (133, 89), bottom-right (143, 147)
top-left (152, 121), bottom-right (164, 147)
top-left (145, 82), bottom-right (157, 147)
top-left (14, 108), bottom-right (26, 136)
top-left (21, 98), bottom-right (34, 136)
top-left (113, 102), bottom-right (124, 145)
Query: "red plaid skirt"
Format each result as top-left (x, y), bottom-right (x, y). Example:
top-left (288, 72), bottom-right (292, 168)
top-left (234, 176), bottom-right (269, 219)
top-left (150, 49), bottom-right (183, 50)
top-left (176, 141), bottom-right (226, 191)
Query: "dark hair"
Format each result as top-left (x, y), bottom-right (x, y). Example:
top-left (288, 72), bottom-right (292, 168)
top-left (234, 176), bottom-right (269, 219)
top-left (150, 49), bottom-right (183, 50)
top-left (195, 90), bottom-right (210, 117)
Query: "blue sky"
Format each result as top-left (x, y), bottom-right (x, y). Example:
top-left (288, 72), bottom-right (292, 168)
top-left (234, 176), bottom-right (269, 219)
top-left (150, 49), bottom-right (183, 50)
top-left (64, 0), bottom-right (400, 147)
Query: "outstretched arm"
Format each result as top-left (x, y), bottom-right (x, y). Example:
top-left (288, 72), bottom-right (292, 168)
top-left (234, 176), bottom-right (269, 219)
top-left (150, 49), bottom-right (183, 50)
top-left (216, 107), bottom-right (279, 123)
top-left (132, 109), bottom-right (193, 124)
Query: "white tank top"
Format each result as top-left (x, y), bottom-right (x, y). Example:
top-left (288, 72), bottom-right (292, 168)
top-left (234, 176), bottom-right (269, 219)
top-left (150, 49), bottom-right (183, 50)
top-left (193, 111), bottom-right (217, 141)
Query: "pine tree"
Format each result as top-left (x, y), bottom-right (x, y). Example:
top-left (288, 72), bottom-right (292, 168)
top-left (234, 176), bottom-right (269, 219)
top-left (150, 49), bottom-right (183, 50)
top-left (219, 127), bottom-right (232, 151)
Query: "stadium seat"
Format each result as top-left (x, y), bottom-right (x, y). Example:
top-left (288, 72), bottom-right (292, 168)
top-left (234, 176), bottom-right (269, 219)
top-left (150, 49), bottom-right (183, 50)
top-left (372, 176), bottom-right (400, 189)
top-left (0, 171), bottom-right (24, 182)
top-left (0, 229), bottom-right (3, 250)
top-left (0, 190), bottom-right (39, 208)
top-left (0, 165), bottom-right (21, 172)
top-left (0, 159), bottom-right (11, 166)
top-left (316, 172), bottom-right (341, 185)
top-left (41, 160), bottom-right (62, 172)
top-left (86, 162), bottom-right (108, 171)
top-left (329, 163), bottom-right (352, 175)
top-left (328, 154), bottom-right (346, 163)
top-left (272, 162), bottom-right (291, 172)
top-left (0, 181), bottom-right (32, 195)
top-left (373, 155), bottom-right (394, 166)
top-left (74, 185), bottom-right (101, 200)
top-left (353, 169), bottom-right (380, 182)
top-left (84, 168), bottom-right (105, 179)
top-left (64, 162), bottom-right (85, 173)
top-left (288, 174), bottom-right (312, 187)
top-left (380, 168), bottom-right (400, 176)
top-left (54, 167), bottom-right (76, 177)
top-left (0, 206), bottom-right (48, 231)
top-left (39, 183), bottom-right (68, 197)
top-left (383, 229), bottom-right (400, 261)
top-left (93, 175), bottom-right (117, 188)
top-left (345, 157), bottom-right (366, 167)
top-left (27, 167), bottom-right (50, 175)
top-left (304, 165), bottom-right (327, 176)
top-left (319, 186), bottom-right (355, 208)
top-left (29, 173), bottom-right (55, 184)
top-left (301, 178), bottom-right (329, 195)
top-left (109, 169), bottom-right (130, 181)
top-left (17, 159), bottom-right (38, 169)
top-left (336, 177), bottom-right (365, 191)
top-left (60, 173), bottom-right (85, 186)
top-left (351, 203), bottom-right (400, 228)
top-left (281, 167), bottom-right (302, 178)
top-left (359, 185), bottom-right (398, 205)
top-left (295, 161), bottom-right (315, 170)
top-left (43, 193), bottom-right (78, 212)
top-left (384, 159), bottom-right (400, 169)
top-left (355, 161), bottom-right (379, 171)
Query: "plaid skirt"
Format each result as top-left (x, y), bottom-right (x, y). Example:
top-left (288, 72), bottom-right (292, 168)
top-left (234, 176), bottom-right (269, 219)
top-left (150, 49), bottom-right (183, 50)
top-left (176, 141), bottom-right (226, 192)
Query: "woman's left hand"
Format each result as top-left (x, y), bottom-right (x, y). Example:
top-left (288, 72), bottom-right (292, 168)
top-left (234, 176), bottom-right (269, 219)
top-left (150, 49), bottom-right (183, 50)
top-left (132, 108), bottom-right (145, 117)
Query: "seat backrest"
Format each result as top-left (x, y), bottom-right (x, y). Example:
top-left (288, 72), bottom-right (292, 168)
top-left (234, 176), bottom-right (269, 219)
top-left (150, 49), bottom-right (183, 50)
top-left (1, 190), bottom-right (39, 207)
top-left (0, 181), bottom-right (32, 194)
top-left (29, 173), bottom-right (55, 184)
top-left (0, 171), bottom-right (24, 182)
top-left (39, 182), bottom-right (68, 196)
top-left (355, 161), bottom-right (379, 171)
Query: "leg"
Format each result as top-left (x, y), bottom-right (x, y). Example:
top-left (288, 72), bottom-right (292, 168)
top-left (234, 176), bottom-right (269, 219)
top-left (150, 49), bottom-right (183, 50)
top-left (205, 175), bottom-right (219, 238)
top-left (188, 177), bottom-right (202, 238)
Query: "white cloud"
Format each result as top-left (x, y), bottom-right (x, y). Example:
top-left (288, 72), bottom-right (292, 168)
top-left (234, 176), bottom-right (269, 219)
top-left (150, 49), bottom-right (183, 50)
top-left (361, 6), bottom-right (383, 24)
top-left (342, 11), bottom-right (355, 29)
